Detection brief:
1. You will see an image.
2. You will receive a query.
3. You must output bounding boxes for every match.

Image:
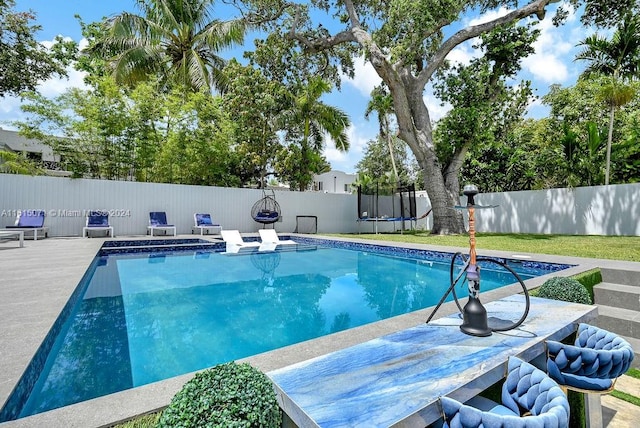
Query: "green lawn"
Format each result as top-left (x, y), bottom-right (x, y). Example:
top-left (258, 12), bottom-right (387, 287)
top-left (331, 231), bottom-right (640, 262)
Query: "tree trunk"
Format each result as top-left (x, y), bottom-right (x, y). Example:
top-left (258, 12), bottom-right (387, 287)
top-left (605, 105), bottom-right (614, 185)
top-left (392, 80), bottom-right (466, 235)
top-left (419, 153), bottom-right (466, 234)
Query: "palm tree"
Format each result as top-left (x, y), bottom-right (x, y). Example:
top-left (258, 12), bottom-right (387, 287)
top-left (575, 14), bottom-right (640, 184)
top-left (365, 85), bottom-right (398, 180)
top-left (98, 0), bottom-right (248, 92)
top-left (282, 77), bottom-right (350, 191)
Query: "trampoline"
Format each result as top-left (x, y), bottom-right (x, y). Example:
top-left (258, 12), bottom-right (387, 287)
top-left (357, 183), bottom-right (417, 233)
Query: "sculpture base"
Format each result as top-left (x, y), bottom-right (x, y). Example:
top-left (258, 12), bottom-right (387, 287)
top-left (460, 296), bottom-right (492, 337)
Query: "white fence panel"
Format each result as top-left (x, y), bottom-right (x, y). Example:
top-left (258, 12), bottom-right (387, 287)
top-left (1, 174), bottom-right (637, 236)
top-left (0, 174), bottom-right (363, 236)
top-left (472, 183), bottom-right (640, 236)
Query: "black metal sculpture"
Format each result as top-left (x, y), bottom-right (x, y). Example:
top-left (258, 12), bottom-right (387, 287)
top-left (426, 184), bottom-right (530, 336)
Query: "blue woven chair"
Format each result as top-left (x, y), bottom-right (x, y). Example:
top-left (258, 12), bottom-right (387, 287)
top-left (546, 323), bottom-right (634, 393)
top-left (440, 357), bottom-right (569, 428)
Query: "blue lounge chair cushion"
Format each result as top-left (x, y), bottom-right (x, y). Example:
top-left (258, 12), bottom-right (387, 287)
top-left (149, 212), bottom-right (173, 227)
top-left (256, 210), bottom-right (278, 219)
top-left (195, 213), bottom-right (219, 226)
top-left (463, 396), bottom-right (516, 416)
top-left (87, 211), bottom-right (109, 227)
top-left (7, 210), bottom-right (45, 228)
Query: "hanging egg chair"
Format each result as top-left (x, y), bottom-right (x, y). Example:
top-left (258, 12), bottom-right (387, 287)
top-left (251, 189), bottom-right (281, 225)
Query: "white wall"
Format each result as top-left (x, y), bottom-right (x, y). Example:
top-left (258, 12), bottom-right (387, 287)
top-left (312, 170), bottom-right (356, 194)
top-left (0, 174), bottom-right (361, 236)
top-left (0, 174), bottom-right (637, 236)
top-left (470, 184), bottom-right (640, 236)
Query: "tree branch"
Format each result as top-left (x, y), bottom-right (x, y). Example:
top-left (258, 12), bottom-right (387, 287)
top-left (418, 0), bottom-right (561, 87)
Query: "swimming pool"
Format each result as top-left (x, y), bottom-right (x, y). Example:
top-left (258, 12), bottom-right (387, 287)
top-left (0, 237), bottom-right (572, 421)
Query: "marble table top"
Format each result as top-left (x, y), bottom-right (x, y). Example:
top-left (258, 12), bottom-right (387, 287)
top-left (267, 295), bottom-right (598, 428)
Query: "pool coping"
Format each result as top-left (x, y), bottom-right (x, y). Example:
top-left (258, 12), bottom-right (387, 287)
top-left (1, 234), bottom-right (639, 427)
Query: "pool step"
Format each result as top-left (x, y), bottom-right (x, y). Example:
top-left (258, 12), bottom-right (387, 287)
top-left (594, 282), bottom-right (640, 312)
top-left (593, 267), bottom-right (640, 369)
top-left (600, 267), bottom-right (640, 287)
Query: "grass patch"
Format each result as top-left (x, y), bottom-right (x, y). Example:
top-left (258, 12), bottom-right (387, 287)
top-left (611, 390), bottom-right (640, 407)
top-left (334, 232), bottom-right (640, 262)
top-left (626, 368), bottom-right (640, 380)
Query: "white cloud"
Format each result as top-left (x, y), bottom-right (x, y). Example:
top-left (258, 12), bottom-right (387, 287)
top-left (0, 95), bottom-right (23, 129)
top-left (522, 53), bottom-right (568, 83)
top-left (445, 7), bottom-right (513, 66)
top-left (38, 37), bottom-right (89, 97)
top-left (521, 3), bottom-right (581, 84)
top-left (324, 123), bottom-right (376, 173)
top-left (422, 83), bottom-right (452, 123)
top-left (468, 6), bottom-right (511, 26)
top-left (38, 66), bottom-right (88, 98)
top-left (342, 56), bottom-right (382, 97)
top-left (445, 43), bottom-right (478, 66)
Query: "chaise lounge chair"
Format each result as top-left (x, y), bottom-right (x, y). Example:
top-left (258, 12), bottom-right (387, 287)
top-left (83, 211), bottom-right (114, 238)
top-left (259, 229), bottom-right (297, 245)
top-left (148, 212), bottom-right (176, 236)
top-left (5, 210), bottom-right (48, 240)
top-left (221, 230), bottom-right (261, 253)
top-left (192, 213), bottom-right (222, 235)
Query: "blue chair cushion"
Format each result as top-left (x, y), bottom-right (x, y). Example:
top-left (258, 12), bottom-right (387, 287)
top-left (546, 323), bottom-right (634, 391)
top-left (441, 357), bottom-right (569, 428)
top-left (9, 210), bottom-right (45, 228)
top-left (149, 212), bottom-right (173, 226)
top-left (196, 214), bottom-right (213, 225)
top-left (256, 210), bottom-right (278, 219)
top-left (465, 396), bottom-right (517, 417)
top-left (87, 211), bottom-right (109, 227)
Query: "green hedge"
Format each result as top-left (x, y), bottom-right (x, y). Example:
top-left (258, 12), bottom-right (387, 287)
top-left (157, 362), bottom-right (282, 428)
top-left (570, 269), bottom-right (602, 302)
top-left (537, 276), bottom-right (592, 305)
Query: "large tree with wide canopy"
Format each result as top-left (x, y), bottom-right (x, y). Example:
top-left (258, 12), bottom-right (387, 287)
top-left (236, 0), bottom-right (638, 233)
top-left (232, 0), bottom-right (576, 233)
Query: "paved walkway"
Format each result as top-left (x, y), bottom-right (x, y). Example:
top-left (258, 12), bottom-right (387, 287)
top-left (603, 375), bottom-right (640, 427)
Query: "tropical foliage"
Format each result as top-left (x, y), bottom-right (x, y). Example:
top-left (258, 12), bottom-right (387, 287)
top-left (4, 0), bottom-right (640, 228)
top-left (15, 77), bottom-right (242, 185)
top-left (575, 13), bottom-right (640, 184)
top-left (276, 76), bottom-right (350, 191)
top-left (93, 0), bottom-right (248, 92)
top-left (0, 0), bottom-right (76, 97)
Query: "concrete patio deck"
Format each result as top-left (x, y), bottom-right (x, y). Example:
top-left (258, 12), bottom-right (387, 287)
top-left (0, 235), bottom-right (639, 427)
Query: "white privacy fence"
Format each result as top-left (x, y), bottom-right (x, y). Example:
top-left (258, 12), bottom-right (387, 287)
top-left (471, 183), bottom-right (640, 236)
top-left (0, 174), bottom-right (638, 237)
top-left (0, 174), bottom-right (362, 236)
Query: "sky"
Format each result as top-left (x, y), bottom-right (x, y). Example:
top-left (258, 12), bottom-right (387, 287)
top-left (3, 1), bottom-right (592, 173)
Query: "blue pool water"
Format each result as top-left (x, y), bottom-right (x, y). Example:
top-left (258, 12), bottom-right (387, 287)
top-left (1, 238), bottom-right (572, 421)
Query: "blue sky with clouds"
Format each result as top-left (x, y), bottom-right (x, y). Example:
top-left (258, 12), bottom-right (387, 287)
top-left (3, 1), bottom-right (591, 173)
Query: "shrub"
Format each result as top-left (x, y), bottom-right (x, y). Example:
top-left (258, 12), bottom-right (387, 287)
top-left (571, 268), bottom-right (602, 302)
top-left (157, 362), bottom-right (282, 428)
top-left (537, 277), bottom-right (592, 305)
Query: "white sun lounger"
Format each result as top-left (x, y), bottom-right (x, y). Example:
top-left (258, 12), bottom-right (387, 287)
top-left (258, 229), bottom-right (297, 245)
top-left (221, 230), bottom-right (261, 253)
